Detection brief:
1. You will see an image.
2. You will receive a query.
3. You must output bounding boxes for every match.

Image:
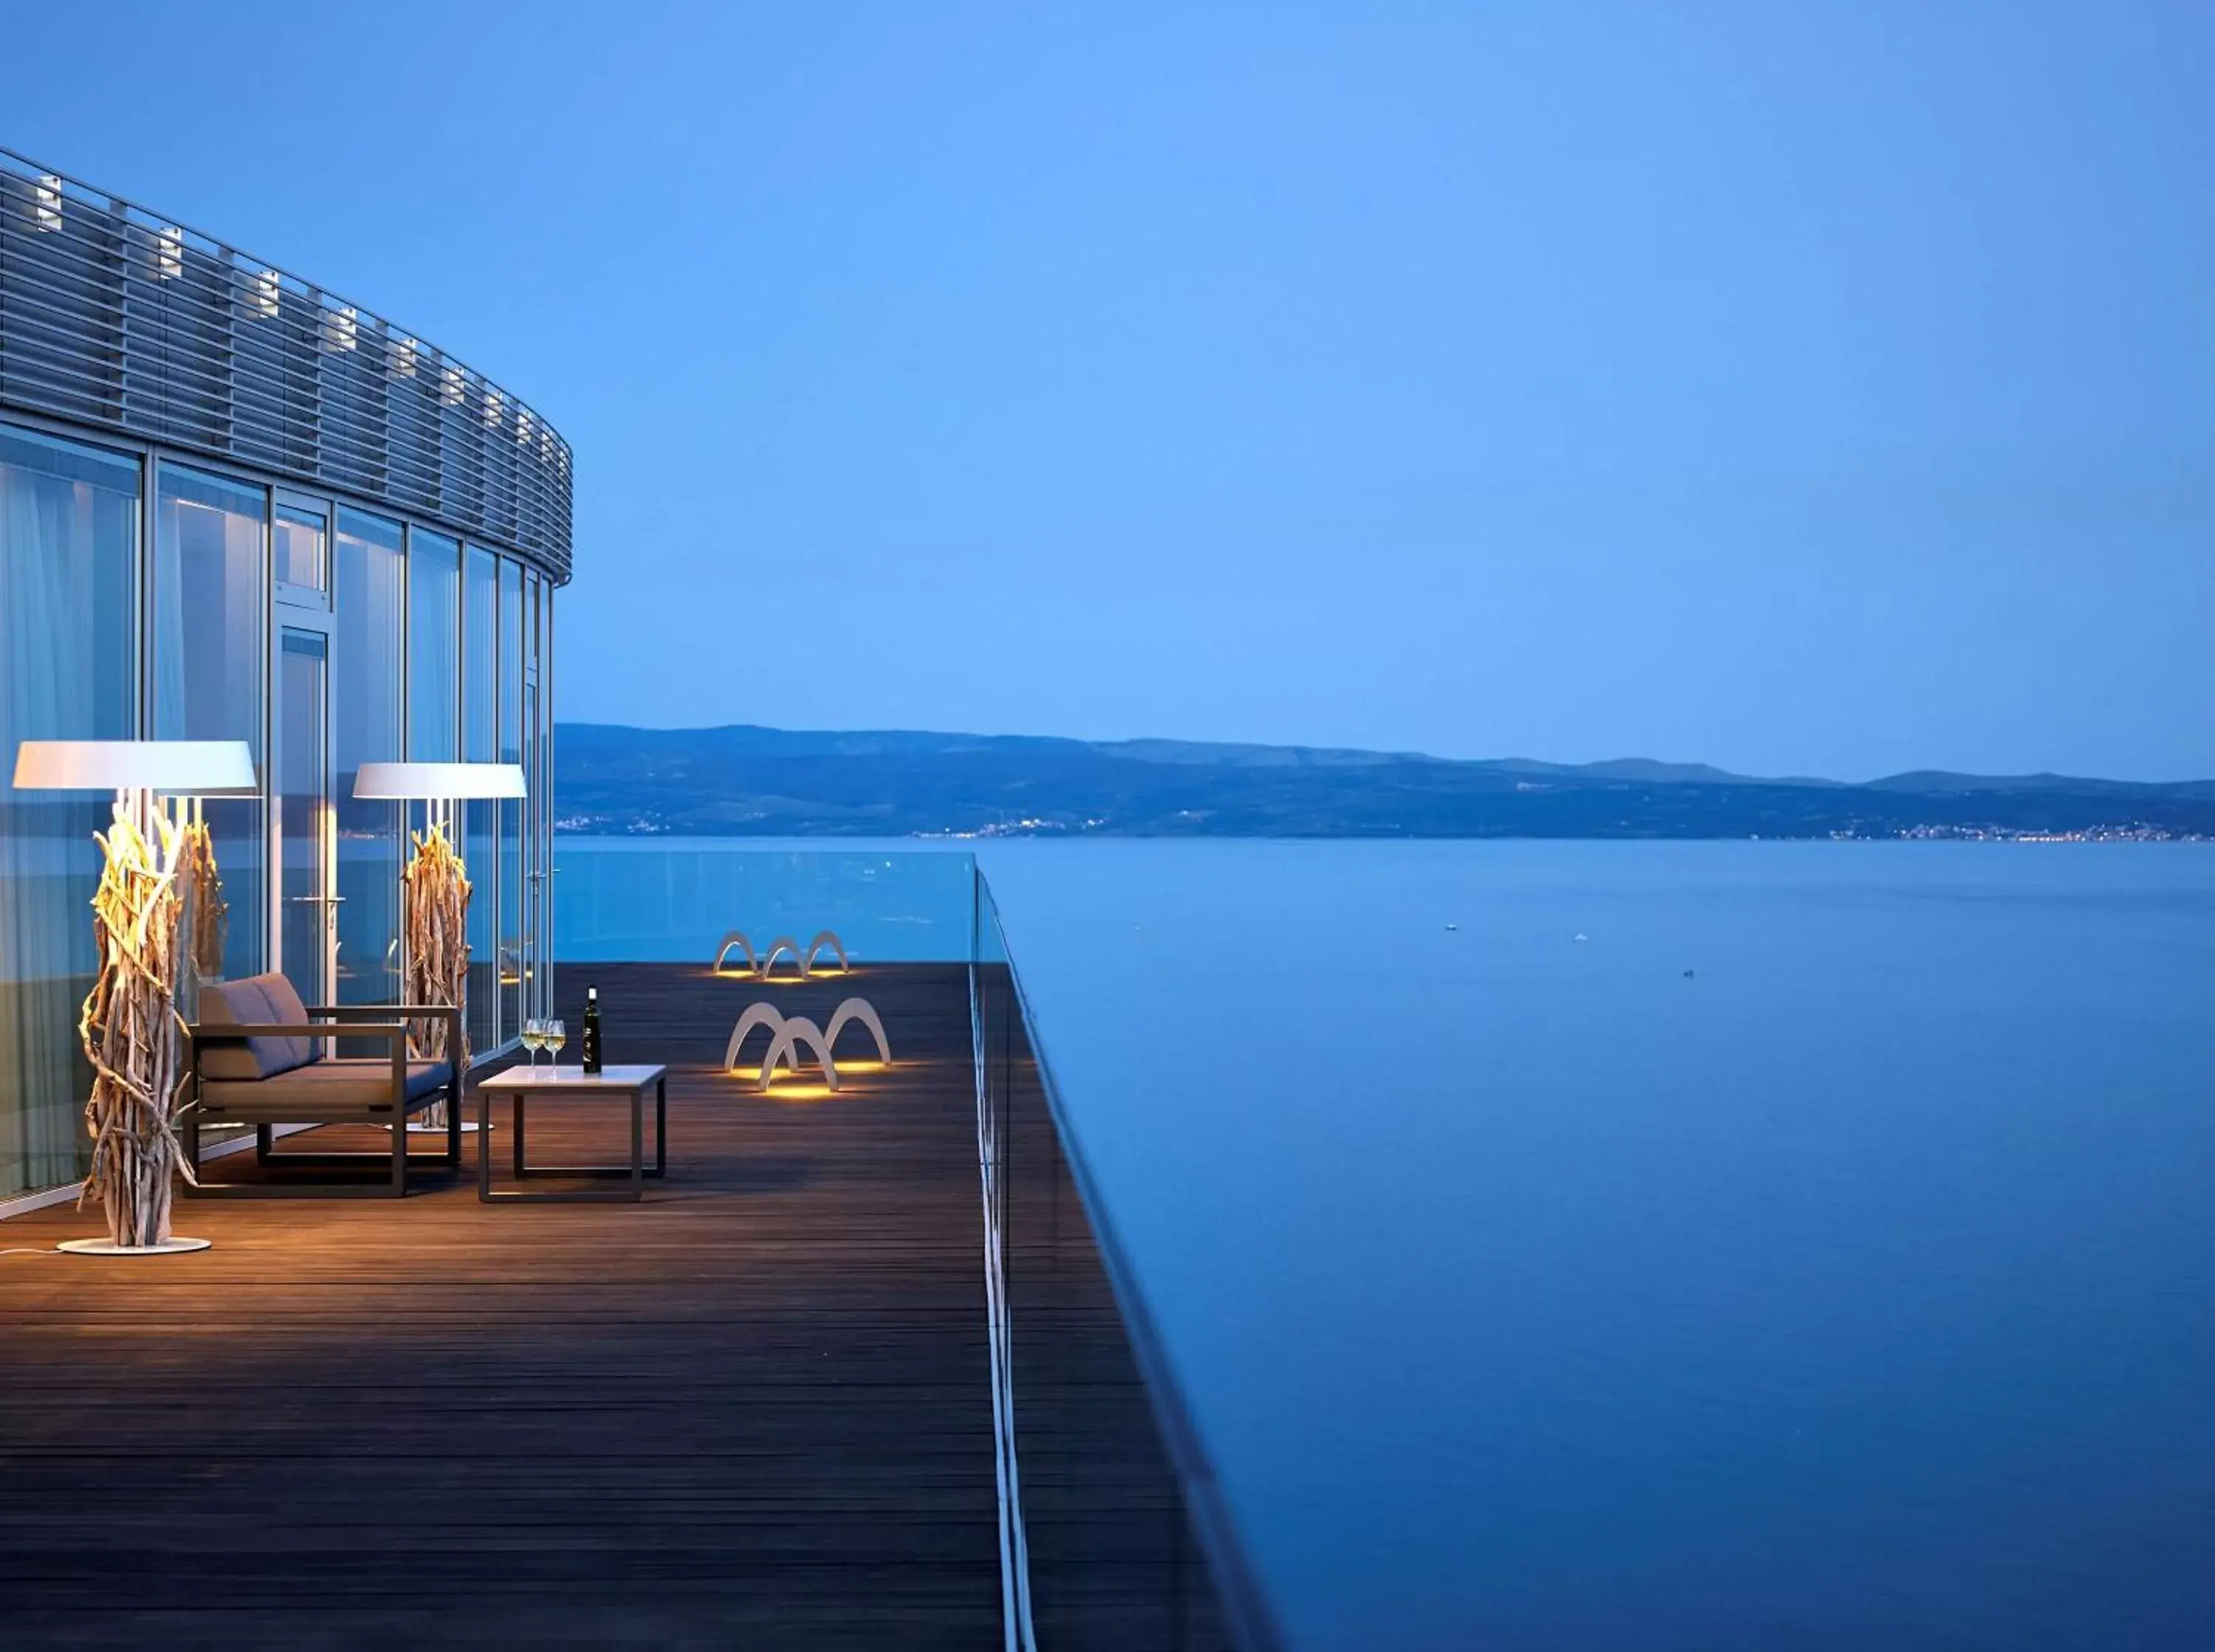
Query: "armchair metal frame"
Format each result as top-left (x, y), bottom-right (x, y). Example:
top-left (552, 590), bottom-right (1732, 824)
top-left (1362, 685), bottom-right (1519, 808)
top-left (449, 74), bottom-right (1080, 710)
top-left (183, 1003), bottom-right (463, 1198)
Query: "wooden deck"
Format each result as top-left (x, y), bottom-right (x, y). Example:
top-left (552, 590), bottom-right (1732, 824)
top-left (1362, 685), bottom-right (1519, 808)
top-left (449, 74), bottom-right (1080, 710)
top-left (0, 963), bottom-right (1237, 1650)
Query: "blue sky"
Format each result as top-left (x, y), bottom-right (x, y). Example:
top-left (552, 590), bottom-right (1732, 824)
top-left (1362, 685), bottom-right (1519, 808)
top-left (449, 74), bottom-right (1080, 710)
top-left (7, 2), bottom-right (2211, 779)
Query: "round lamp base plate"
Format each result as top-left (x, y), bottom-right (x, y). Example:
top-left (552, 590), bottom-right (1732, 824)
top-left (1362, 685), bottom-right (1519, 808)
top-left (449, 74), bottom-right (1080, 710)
top-left (57, 1236), bottom-right (213, 1256)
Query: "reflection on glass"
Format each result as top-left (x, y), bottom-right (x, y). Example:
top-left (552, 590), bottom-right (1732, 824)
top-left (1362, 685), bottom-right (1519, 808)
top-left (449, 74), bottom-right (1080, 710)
top-left (274, 503), bottom-right (327, 593)
top-left (408, 528), bottom-right (459, 763)
top-left (154, 462), bottom-right (266, 983)
top-left (0, 423), bottom-right (137, 1197)
top-left (337, 509), bottom-right (405, 1005)
top-left (276, 630), bottom-right (330, 1009)
top-left (465, 545), bottom-right (499, 1056)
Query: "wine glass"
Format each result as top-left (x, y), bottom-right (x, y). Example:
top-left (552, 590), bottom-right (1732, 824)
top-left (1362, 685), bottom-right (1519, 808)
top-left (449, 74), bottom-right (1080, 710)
top-left (521, 1018), bottom-right (545, 1072)
top-left (543, 1018), bottom-right (566, 1070)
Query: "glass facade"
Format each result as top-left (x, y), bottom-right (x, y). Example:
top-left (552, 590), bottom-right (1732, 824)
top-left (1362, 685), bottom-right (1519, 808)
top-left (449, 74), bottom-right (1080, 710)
top-left (0, 427), bottom-right (138, 1198)
top-left (0, 418), bottom-right (560, 1202)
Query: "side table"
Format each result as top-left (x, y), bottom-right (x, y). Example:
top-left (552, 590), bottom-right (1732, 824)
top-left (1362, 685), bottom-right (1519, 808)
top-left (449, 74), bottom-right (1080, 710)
top-left (476, 1064), bottom-right (667, 1202)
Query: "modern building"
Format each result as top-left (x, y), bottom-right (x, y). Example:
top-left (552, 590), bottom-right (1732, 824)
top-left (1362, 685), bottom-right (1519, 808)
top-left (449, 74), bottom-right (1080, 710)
top-left (0, 149), bottom-right (569, 1200)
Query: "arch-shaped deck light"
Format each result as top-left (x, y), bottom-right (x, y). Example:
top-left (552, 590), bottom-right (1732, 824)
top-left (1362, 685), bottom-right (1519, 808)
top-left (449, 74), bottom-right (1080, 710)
top-left (761, 1016), bottom-right (839, 1093)
top-left (724, 1002), bottom-right (789, 1071)
top-left (823, 998), bottom-right (890, 1067)
top-left (352, 762), bottom-right (527, 1121)
top-left (13, 739), bottom-right (256, 1256)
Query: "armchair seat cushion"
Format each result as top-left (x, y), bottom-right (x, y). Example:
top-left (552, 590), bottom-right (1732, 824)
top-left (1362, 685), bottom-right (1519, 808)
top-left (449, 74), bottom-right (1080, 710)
top-left (199, 1059), bottom-right (453, 1118)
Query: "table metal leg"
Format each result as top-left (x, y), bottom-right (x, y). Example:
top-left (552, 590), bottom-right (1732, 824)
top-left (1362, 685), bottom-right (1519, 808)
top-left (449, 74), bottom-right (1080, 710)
top-left (513, 1095), bottom-right (528, 1177)
top-left (478, 1083), bottom-right (493, 1202)
top-left (632, 1089), bottom-right (644, 1200)
top-left (654, 1074), bottom-right (667, 1177)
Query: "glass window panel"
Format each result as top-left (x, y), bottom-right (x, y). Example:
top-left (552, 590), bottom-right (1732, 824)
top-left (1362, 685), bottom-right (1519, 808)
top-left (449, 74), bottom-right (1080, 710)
top-left (464, 546), bottom-right (498, 1055)
top-left (538, 582), bottom-right (554, 1015)
top-left (0, 423), bottom-right (137, 1198)
top-left (524, 569), bottom-right (541, 681)
top-left (500, 558), bottom-right (524, 1033)
top-left (274, 503), bottom-right (327, 593)
top-left (335, 509), bottom-right (405, 1006)
top-left (154, 462), bottom-right (267, 984)
top-left (464, 548), bottom-right (497, 765)
top-left (407, 528), bottom-right (459, 762)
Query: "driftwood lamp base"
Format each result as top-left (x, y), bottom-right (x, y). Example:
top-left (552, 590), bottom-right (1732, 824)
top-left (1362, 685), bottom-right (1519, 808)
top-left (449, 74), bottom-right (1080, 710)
top-left (75, 788), bottom-right (210, 1255)
top-left (402, 814), bottom-right (473, 1129)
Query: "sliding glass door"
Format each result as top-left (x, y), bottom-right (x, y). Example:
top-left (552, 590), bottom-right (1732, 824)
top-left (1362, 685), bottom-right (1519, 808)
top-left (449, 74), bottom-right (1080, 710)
top-left (274, 621), bottom-right (335, 1012)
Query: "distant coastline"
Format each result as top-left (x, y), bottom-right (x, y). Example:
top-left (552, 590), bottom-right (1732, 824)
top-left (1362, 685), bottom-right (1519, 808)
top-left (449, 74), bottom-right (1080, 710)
top-left (553, 723), bottom-right (2215, 842)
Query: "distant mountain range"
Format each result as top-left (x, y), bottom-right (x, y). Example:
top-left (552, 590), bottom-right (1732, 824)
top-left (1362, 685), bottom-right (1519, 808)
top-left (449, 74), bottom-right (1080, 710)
top-left (552, 723), bottom-right (2215, 841)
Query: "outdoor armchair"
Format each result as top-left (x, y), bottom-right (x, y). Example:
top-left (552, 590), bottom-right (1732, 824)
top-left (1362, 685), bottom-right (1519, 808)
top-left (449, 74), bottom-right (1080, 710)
top-left (183, 972), bottom-right (463, 1197)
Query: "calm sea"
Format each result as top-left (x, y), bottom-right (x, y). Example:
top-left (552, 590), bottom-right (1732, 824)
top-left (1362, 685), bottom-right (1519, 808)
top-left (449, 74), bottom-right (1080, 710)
top-left (562, 837), bottom-right (2215, 1650)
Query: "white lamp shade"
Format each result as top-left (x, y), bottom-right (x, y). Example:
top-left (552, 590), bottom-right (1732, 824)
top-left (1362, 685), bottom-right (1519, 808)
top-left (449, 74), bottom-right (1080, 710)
top-left (354, 760), bottom-right (527, 800)
top-left (11, 740), bottom-right (257, 795)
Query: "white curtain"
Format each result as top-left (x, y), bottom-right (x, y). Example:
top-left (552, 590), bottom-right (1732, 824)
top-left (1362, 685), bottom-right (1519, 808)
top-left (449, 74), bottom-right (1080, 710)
top-left (0, 431), bottom-right (134, 1196)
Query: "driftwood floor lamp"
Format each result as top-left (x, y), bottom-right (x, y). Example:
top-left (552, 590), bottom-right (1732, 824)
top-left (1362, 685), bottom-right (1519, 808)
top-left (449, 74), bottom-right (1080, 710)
top-left (352, 762), bottom-right (529, 1129)
top-left (11, 739), bottom-right (257, 1256)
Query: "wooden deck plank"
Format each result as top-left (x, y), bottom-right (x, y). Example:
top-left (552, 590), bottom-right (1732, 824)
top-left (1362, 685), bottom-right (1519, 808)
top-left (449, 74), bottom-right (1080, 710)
top-left (0, 960), bottom-right (1240, 1649)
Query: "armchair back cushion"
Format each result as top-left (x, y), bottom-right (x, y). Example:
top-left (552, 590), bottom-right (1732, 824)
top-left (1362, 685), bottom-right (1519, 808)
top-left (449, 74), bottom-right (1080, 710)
top-left (196, 973), bottom-right (319, 1079)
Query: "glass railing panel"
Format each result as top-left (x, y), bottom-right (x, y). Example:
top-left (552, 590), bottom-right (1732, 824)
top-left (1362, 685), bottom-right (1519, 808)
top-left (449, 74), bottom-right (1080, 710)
top-left (978, 866), bottom-right (1264, 1651)
top-left (554, 836), bottom-right (980, 963)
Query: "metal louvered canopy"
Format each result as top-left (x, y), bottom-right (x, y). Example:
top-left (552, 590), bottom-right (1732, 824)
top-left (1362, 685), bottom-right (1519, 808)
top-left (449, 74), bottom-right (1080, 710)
top-left (0, 146), bottom-right (571, 582)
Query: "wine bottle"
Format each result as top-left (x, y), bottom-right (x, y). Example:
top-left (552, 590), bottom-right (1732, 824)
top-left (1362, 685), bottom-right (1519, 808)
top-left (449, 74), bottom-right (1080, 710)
top-left (581, 985), bottom-right (603, 1073)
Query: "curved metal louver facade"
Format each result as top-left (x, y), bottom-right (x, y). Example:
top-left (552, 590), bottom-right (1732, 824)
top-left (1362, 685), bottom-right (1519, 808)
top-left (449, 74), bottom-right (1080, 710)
top-left (0, 148), bottom-right (571, 581)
